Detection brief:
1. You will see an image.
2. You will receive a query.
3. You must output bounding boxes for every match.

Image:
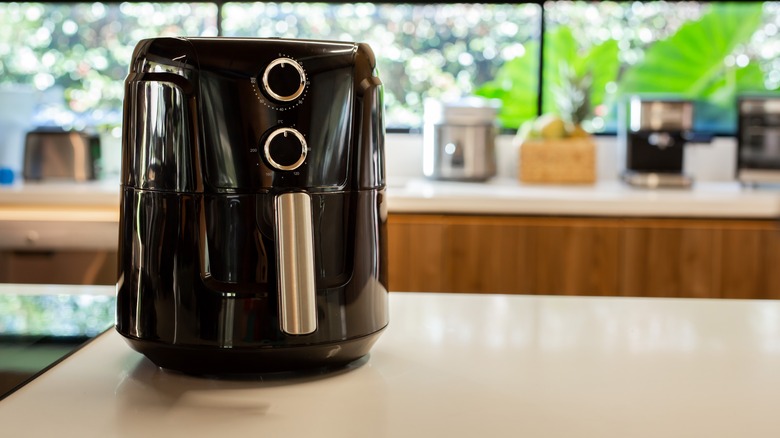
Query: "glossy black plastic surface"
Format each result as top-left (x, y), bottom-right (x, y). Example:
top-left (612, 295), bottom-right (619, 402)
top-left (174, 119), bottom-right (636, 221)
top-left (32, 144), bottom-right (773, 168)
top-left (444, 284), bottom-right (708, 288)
top-left (117, 37), bottom-right (388, 374)
top-left (121, 37), bottom-right (385, 193)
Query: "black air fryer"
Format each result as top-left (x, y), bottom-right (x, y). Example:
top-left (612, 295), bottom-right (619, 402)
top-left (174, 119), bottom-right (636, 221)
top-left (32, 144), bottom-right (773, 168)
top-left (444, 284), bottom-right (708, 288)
top-left (116, 37), bottom-right (388, 374)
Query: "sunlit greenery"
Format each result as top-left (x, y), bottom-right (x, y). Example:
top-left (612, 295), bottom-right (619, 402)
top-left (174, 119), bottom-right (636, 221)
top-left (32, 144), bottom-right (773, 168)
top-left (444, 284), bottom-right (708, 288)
top-left (479, 1), bottom-right (780, 132)
top-left (1, 1), bottom-right (779, 133)
top-left (0, 294), bottom-right (115, 337)
top-left (0, 2), bottom-right (217, 128)
top-left (222, 2), bottom-right (540, 129)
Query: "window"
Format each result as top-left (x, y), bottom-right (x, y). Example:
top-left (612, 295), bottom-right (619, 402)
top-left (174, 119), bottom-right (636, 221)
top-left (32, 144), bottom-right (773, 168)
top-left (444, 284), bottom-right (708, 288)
top-left (539, 1), bottom-right (780, 134)
top-left (0, 1), bottom-right (778, 136)
top-left (222, 2), bottom-right (541, 130)
top-left (0, 2), bottom-right (217, 130)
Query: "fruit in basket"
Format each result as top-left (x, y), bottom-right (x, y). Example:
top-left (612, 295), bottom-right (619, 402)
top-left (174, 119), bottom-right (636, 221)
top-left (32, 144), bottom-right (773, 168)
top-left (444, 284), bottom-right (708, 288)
top-left (516, 114), bottom-right (589, 143)
top-left (535, 114), bottom-right (566, 139)
top-left (517, 58), bottom-right (595, 144)
top-left (568, 123), bottom-right (590, 138)
top-left (516, 113), bottom-right (596, 184)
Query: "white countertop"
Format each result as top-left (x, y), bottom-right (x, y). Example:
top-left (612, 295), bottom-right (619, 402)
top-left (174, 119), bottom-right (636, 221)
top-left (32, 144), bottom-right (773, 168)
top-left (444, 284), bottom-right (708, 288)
top-left (3, 177), bottom-right (780, 218)
top-left (388, 177), bottom-right (780, 218)
top-left (2, 286), bottom-right (780, 437)
top-left (3, 178), bottom-right (779, 250)
top-left (0, 179), bottom-right (121, 207)
top-left (0, 181), bottom-right (120, 250)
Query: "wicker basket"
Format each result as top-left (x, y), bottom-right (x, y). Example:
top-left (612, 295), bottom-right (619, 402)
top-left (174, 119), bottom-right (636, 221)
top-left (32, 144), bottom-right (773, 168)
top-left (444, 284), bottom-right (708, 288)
top-left (519, 137), bottom-right (596, 184)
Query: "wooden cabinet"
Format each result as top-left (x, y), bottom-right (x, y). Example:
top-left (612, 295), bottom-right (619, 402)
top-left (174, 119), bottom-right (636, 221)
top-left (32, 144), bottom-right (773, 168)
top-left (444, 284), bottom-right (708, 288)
top-left (388, 215), bottom-right (622, 296)
top-left (717, 222), bottom-right (780, 299)
top-left (388, 214), bottom-right (780, 299)
top-left (620, 220), bottom-right (721, 299)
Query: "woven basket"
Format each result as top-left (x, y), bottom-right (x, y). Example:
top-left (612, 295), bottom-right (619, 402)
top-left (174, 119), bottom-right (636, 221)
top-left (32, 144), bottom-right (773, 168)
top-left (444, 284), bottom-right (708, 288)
top-left (519, 137), bottom-right (596, 184)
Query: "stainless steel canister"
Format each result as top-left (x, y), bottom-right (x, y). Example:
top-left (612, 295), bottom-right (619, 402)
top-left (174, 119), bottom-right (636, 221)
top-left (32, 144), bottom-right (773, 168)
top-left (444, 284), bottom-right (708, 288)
top-left (423, 97), bottom-right (499, 181)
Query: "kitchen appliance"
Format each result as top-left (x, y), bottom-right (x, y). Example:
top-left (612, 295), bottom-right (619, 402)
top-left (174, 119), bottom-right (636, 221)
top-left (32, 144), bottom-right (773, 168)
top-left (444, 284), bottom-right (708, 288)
top-left (619, 97), bottom-right (700, 188)
top-left (423, 97), bottom-right (498, 181)
top-left (116, 37), bottom-right (388, 374)
top-left (737, 95), bottom-right (780, 184)
top-left (22, 128), bottom-right (99, 181)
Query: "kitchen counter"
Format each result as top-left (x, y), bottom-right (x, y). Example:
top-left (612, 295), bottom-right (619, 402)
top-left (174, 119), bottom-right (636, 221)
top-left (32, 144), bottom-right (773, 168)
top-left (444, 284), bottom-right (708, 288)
top-left (3, 177), bottom-right (780, 217)
top-left (0, 180), bottom-right (120, 207)
top-left (2, 177), bottom-right (780, 250)
top-left (5, 177), bottom-right (780, 216)
top-left (0, 181), bottom-right (119, 250)
top-left (389, 177), bottom-right (780, 218)
top-left (2, 285), bottom-right (780, 437)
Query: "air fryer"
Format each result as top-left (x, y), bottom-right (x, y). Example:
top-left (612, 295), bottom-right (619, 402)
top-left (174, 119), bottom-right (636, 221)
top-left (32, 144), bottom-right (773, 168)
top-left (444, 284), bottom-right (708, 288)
top-left (115, 37), bottom-right (388, 374)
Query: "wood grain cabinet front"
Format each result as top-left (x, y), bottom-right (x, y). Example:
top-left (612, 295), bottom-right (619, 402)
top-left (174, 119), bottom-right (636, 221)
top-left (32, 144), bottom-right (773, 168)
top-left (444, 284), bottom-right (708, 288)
top-left (388, 214), bottom-right (780, 299)
top-left (717, 221), bottom-right (780, 299)
top-left (388, 215), bottom-right (622, 296)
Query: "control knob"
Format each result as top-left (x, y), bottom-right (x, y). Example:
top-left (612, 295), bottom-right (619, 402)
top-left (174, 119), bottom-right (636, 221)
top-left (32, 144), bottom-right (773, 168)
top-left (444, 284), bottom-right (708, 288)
top-left (262, 58), bottom-right (306, 102)
top-left (263, 127), bottom-right (307, 171)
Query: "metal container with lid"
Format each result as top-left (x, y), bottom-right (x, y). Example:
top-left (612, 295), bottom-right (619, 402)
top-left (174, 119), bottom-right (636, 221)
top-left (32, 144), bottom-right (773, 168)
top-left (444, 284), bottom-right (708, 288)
top-left (423, 97), bottom-right (499, 181)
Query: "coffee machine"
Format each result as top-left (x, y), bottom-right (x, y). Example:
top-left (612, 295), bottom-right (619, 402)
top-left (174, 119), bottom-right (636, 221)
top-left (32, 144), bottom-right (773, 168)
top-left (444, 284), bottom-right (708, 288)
top-left (620, 97), bottom-right (698, 188)
top-left (737, 95), bottom-right (780, 185)
top-left (116, 37), bottom-right (388, 374)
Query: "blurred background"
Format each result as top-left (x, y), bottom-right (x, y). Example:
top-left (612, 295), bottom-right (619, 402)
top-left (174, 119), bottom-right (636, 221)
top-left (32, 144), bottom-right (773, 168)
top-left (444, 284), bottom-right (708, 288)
top-left (1, 1), bottom-right (779, 294)
top-left (1, 2), bottom-right (778, 179)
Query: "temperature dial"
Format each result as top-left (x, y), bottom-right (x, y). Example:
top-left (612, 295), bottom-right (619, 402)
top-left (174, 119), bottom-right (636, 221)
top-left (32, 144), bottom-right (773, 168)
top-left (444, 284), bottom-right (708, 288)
top-left (262, 58), bottom-right (306, 102)
top-left (263, 127), bottom-right (307, 171)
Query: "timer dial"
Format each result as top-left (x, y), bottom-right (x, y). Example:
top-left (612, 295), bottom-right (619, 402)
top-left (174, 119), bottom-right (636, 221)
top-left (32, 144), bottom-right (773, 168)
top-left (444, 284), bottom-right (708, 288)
top-left (263, 127), bottom-right (307, 171)
top-left (262, 58), bottom-right (306, 102)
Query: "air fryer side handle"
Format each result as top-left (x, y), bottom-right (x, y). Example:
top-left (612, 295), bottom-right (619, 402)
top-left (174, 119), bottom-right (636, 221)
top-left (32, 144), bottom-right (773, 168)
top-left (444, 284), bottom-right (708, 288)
top-left (274, 192), bottom-right (317, 335)
top-left (354, 43), bottom-right (386, 190)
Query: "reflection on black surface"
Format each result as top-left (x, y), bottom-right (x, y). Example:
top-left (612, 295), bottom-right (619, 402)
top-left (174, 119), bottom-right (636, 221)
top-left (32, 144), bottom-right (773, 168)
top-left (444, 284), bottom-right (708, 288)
top-left (0, 294), bottom-right (115, 400)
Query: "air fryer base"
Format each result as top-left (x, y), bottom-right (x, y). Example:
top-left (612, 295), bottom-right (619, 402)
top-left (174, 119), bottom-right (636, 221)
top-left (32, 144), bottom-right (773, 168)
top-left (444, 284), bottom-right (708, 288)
top-left (119, 327), bottom-right (386, 375)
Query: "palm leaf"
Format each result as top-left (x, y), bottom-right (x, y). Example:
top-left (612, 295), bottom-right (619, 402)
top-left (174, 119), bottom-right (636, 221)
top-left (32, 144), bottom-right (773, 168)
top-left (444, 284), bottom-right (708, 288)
top-left (618, 2), bottom-right (764, 98)
top-left (474, 42), bottom-right (539, 129)
top-left (542, 25), bottom-right (619, 121)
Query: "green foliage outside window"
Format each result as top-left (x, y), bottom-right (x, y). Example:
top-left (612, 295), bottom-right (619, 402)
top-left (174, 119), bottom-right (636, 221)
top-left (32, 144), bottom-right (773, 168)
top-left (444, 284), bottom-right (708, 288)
top-left (0, 2), bottom-right (216, 127)
top-left (222, 2), bottom-right (540, 129)
top-left (1, 1), bottom-right (778, 134)
top-left (617, 2), bottom-right (772, 131)
top-left (478, 1), bottom-right (780, 133)
top-left (0, 294), bottom-right (114, 337)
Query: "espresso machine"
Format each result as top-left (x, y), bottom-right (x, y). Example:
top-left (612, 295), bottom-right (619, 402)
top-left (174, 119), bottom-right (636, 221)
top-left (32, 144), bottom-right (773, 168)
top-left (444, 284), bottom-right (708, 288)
top-left (737, 95), bottom-right (780, 185)
top-left (620, 97), bottom-right (699, 188)
top-left (116, 37), bottom-right (388, 374)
